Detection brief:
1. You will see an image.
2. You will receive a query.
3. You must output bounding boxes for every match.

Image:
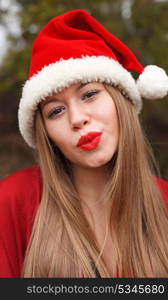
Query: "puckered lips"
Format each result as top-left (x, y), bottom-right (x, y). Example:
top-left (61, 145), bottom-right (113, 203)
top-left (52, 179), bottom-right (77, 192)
top-left (76, 131), bottom-right (102, 150)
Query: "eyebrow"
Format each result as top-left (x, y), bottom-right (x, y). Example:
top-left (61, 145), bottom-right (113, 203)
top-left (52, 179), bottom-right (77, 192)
top-left (41, 97), bottom-right (59, 109)
top-left (76, 82), bottom-right (89, 91)
top-left (41, 82), bottom-right (91, 109)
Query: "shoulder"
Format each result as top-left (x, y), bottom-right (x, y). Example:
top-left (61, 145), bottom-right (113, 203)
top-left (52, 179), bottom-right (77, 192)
top-left (0, 165), bottom-right (42, 191)
top-left (0, 164), bottom-right (42, 214)
top-left (155, 176), bottom-right (168, 207)
top-left (0, 165), bottom-right (42, 202)
top-left (0, 165), bottom-right (42, 277)
top-left (0, 163), bottom-right (42, 207)
top-left (0, 165), bottom-right (42, 237)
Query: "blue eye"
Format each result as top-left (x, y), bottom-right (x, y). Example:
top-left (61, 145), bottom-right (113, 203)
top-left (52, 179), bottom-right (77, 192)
top-left (81, 90), bottom-right (100, 101)
top-left (48, 106), bottom-right (66, 118)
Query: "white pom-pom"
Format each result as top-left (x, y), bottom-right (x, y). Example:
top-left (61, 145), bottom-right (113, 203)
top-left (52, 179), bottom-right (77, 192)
top-left (136, 65), bottom-right (168, 99)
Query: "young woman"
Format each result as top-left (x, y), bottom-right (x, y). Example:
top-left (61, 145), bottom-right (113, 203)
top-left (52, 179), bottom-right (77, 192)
top-left (0, 9), bottom-right (168, 278)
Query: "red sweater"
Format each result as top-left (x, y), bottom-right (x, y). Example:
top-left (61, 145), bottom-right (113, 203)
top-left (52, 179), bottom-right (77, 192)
top-left (0, 165), bottom-right (168, 278)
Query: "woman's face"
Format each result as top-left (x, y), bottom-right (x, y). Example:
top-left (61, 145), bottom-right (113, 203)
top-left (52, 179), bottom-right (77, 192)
top-left (40, 82), bottom-right (119, 169)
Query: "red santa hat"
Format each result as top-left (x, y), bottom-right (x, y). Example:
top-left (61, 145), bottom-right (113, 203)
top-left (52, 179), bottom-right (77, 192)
top-left (18, 9), bottom-right (168, 148)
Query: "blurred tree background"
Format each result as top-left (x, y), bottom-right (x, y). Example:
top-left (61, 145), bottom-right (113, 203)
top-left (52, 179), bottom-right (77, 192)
top-left (0, 0), bottom-right (168, 180)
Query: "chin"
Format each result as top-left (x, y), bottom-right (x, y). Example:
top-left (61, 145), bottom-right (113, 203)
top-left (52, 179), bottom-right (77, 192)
top-left (85, 151), bottom-right (115, 168)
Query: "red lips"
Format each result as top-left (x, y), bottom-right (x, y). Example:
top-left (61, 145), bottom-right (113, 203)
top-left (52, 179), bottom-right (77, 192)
top-left (76, 132), bottom-right (102, 150)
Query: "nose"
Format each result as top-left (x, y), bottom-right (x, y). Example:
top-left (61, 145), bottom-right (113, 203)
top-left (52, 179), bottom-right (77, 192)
top-left (68, 104), bottom-right (90, 130)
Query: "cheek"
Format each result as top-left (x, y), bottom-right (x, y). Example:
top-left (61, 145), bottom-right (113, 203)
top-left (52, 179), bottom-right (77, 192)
top-left (96, 100), bottom-right (118, 130)
top-left (45, 122), bottom-right (66, 147)
top-left (102, 104), bottom-right (119, 149)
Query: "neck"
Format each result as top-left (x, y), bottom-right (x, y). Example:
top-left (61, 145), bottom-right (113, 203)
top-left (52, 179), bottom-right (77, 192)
top-left (72, 164), bottom-right (109, 207)
top-left (72, 164), bottom-right (111, 242)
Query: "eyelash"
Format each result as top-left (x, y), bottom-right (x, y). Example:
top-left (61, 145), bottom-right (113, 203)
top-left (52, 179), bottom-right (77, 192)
top-left (47, 89), bottom-right (100, 119)
top-left (81, 89), bottom-right (100, 101)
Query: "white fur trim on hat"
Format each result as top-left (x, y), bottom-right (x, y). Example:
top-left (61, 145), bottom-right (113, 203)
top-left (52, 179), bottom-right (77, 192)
top-left (137, 65), bottom-right (168, 100)
top-left (18, 55), bottom-right (142, 148)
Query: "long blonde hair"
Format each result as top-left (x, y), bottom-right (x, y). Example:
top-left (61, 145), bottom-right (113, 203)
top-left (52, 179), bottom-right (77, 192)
top-left (21, 84), bottom-right (168, 277)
